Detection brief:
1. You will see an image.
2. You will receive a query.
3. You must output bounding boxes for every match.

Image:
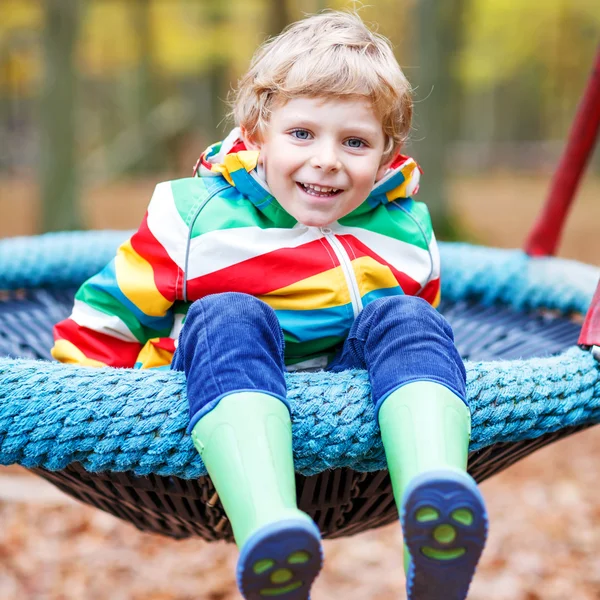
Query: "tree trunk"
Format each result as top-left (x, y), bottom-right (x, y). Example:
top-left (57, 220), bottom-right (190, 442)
top-left (205, 0), bottom-right (231, 134)
top-left (40, 0), bottom-right (81, 232)
top-left (134, 0), bottom-right (161, 172)
top-left (412, 0), bottom-right (466, 235)
top-left (267, 0), bottom-right (290, 38)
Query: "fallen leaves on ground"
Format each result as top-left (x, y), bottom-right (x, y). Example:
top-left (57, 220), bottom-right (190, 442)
top-left (0, 428), bottom-right (599, 600)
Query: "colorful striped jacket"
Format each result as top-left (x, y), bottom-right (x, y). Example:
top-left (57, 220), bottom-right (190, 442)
top-left (52, 129), bottom-right (440, 371)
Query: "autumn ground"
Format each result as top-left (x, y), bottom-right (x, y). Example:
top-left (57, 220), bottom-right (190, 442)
top-left (0, 172), bottom-right (599, 599)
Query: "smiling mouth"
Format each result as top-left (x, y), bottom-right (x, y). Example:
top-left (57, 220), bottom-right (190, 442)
top-left (297, 182), bottom-right (342, 197)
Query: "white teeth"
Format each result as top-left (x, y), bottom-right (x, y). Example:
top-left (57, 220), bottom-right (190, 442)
top-left (302, 183), bottom-right (340, 193)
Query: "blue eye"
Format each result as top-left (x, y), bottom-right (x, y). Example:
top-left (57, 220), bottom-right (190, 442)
top-left (346, 138), bottom-right (365, 148)
top-left (291, 129), bottom-right (311, 140)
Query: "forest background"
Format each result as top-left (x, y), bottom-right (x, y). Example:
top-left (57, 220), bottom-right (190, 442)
top-left (0, 1), bottom-right (600, 599)
top-left (0, 0), bottom-right (599, 239)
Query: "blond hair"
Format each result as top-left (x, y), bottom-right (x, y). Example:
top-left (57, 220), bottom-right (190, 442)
top-left (232, 11), bottom-right (412, 160)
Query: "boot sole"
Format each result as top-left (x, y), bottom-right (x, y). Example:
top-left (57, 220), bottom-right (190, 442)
top-left (402, 470), bottom-right (488, 600)
top-left (237, 518), bottom-right (323, 599)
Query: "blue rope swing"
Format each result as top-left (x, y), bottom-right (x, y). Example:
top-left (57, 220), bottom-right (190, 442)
top-left (0, 232), bottom-right (599, 478)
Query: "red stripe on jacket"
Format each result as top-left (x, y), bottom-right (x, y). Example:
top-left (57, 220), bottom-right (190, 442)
top-left (130, 213), bottom-right (183, 301)
top-left (186, 239), bottom-right (341, 298)
top-left (54, 318), bottom-right (142, 367)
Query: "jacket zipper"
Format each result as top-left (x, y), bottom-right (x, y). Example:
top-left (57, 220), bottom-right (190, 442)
top-left (320, 227), bottom-right (363, 317)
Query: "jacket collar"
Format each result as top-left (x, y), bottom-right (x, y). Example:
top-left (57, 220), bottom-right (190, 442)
top-left (194, 128), bottom-right (422, 216)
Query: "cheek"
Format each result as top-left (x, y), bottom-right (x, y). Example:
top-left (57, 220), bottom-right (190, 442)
top-left (352, 166), bottom-right (380, 191)
top-left (267, 148), bottom-right (301, 179)
top-left (346, 155), bottom-right (381, 184)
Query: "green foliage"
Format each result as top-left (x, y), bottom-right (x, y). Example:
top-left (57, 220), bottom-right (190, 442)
top-left (460, 0), bottom-right (600, 88)
top-left (459, 0), bottom-right (599, 141)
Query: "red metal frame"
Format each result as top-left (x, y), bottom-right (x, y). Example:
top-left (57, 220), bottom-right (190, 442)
top-left (524, 46), bottom-right (600, 258)
top-left (580, 283), bottom-right (600, 348)
top-left (518, 46), bottom-right (600, 348)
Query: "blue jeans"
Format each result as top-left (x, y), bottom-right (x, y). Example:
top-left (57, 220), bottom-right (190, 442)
top-left (171, 293), bottom-right (467, 433)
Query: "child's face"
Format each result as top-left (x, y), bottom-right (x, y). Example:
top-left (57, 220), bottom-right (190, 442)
top-left (243, 96), bottom-right (392, 227)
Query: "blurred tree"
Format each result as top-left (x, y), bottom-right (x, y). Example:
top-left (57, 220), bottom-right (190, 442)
top-left (205, 0), bottom-right (232, 131)
top-left (459, 0), bottom-right (600, 144)
top-left (267, 0), bottom-right (291, 37)
top-left (412, 0), bottom-right (467, 236)
top-left (40, 0), bottom-right (82, 232)
top-left (132, 0), bottom-right (162, 172)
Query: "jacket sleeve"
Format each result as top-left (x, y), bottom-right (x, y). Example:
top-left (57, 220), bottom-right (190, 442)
top-left (52, 182), bottom-right (185, 368)
top-left (417, 231), bottom-right (441, 308)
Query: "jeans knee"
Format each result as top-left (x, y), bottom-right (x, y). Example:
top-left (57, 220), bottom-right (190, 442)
top-left (355, 295), bottom-right (465, 394)
top-left (185, 292), bottom-right (282, 343)
top-left (363, 295), bottom-right (453, 339)
top-left (187, 292), bottom-right (272, 321)
top-left (363, 295), bottom-right (435, 320)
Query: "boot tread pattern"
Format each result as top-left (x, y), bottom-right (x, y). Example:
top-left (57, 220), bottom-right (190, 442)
top-left (238, 519), bottom-right (323, 600)
top-left (402, 471), bottom-right (488, 600)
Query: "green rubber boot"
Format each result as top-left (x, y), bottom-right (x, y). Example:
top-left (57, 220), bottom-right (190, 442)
top-left (378, 382), bottom-right (471, 502)
top-left (378, 382), bottom-right (488, 600)
top-left (191, 392), bottom-right (323, 600)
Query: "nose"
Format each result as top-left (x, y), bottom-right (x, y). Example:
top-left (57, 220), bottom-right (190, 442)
top-left (309, 141), bottom-right (342, 172)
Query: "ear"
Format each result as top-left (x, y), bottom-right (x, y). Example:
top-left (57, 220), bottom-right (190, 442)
top-left (375, 156), bottom-right (394, 182)
top-left (240, 126), bottom-right (262, 152)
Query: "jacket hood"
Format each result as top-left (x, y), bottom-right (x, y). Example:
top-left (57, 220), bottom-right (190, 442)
top-left (193, 127), bottom-right (421, 212)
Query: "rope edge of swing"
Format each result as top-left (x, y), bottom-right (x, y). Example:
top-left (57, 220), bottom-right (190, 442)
top-left (0, 346), bottom-right (598, 479)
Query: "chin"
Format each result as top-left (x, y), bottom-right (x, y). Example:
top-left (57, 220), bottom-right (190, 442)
top-left (297, 216), bottom-right (334, 228)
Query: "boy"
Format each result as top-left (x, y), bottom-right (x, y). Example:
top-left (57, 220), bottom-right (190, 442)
top-left (52, 11), bottom-right (487, 600)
